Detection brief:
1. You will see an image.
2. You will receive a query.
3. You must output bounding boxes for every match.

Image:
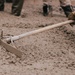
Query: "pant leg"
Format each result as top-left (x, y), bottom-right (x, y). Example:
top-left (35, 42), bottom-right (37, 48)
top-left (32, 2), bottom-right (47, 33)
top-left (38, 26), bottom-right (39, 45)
top-left (12, 0), bottom-right (24, 16)
top-left (0, 0), bottom-right (4, 11)
top-left (12, 0), bottom-right (19, 14)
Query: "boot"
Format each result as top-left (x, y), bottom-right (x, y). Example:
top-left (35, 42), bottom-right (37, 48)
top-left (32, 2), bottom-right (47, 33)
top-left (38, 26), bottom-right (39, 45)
top-left (43, 3), bottom-right (49, 16)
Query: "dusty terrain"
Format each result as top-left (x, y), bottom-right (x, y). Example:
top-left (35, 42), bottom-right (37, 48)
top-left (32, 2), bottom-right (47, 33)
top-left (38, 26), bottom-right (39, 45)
top-left (0, 0), bottom-right (75, 75)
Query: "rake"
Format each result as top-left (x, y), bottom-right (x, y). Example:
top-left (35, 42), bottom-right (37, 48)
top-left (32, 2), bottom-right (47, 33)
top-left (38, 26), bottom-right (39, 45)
top-left (0, 20), bottom-right (74, 57)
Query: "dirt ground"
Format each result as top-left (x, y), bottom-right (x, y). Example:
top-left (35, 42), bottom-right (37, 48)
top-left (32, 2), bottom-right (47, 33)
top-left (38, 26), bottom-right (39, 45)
top-left (0, 0), bottom-right (75, 75)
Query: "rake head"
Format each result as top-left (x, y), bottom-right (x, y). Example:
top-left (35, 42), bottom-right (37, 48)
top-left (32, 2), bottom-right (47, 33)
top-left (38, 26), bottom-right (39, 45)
top-left (0, 30), bottom-right (22, 58)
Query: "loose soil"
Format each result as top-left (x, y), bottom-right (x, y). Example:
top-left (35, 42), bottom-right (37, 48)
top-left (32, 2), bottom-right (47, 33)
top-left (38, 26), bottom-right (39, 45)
top-left (0, 0), bottom-right (75, 75)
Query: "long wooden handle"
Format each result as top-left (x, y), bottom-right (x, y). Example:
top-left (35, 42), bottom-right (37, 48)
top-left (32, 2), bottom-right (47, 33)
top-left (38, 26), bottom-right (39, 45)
top-left (6, 20), bottom-right (74, 42)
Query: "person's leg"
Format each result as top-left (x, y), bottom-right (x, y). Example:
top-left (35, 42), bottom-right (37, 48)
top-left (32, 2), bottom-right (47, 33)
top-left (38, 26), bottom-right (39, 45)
top-left (12, 0), bottom-right (24, 16)
top-left (0, 0), bottom-right (4, 11)
top-left (12, 0), bottom-right (19, 14)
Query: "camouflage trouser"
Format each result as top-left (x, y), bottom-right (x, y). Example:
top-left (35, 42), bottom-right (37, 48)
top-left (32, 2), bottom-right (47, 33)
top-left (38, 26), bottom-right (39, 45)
top-left (0, 0), bottom-right (24, 16)
top-left (12, 0), bottom-right (24, 16)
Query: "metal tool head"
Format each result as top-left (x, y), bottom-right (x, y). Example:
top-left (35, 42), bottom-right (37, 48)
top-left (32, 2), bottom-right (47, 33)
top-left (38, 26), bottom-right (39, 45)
top-left (0, 39), bottom-right (22, 57)
top-left (0, 30), bottom-right (22, 58)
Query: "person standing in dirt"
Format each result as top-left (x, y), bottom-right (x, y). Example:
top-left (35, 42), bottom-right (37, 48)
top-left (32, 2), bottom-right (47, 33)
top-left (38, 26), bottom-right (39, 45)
top-left (0, 0), bottom-right (24, 16)
top-left (59, 0), bottom-right (73, 17)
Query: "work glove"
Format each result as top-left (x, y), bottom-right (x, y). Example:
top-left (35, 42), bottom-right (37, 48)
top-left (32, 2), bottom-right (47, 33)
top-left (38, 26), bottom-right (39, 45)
top-left (68, 11), bottom-right (75, 26)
